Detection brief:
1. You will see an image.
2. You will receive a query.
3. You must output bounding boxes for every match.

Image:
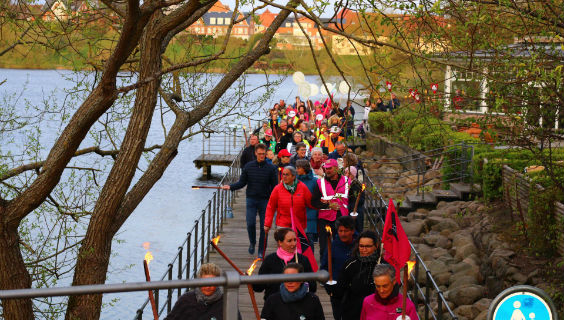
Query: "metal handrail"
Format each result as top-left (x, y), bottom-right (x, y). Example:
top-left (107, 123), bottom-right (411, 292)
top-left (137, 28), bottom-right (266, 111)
top-left (0, 271), bottom-right (328, 320)
top-left (134, 147), bottom-right (243, 319)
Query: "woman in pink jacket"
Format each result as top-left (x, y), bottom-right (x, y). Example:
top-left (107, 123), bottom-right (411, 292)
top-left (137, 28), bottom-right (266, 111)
top-left (360, 264), bottom-right (419, 320)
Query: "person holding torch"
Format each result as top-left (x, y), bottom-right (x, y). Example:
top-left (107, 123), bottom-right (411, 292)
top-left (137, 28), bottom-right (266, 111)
top-left (222, 144), bottom-right (277, 258)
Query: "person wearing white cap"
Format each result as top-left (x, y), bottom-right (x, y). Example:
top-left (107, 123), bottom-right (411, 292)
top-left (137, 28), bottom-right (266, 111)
top-left (326, 126), bottom-right (345, 153)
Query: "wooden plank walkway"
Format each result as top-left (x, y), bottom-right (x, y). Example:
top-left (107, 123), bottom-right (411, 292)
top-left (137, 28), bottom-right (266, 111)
top-left (208, 190), bottom-right (334, 319)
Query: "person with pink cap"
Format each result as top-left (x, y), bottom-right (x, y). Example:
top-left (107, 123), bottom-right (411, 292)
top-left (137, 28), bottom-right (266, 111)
top-left (310, 158), bottom-right (351, 259)
top-left (260, 128), bottom-right (276, 154)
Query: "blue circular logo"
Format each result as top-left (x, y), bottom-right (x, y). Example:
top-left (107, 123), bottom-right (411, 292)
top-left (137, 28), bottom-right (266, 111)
top-left (488, 285), bottom-right (558, 320)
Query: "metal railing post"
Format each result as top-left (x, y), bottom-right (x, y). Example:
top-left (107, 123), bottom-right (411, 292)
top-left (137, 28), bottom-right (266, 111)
top-left (135, 309), bottom-right (143, 320)
top-left (167, 264), bottom-right (173, 314)
top-left (177, 247), bottom-right (183, 298)
top-left (207, 202), bottom-right (212, 262)
top-left (223, 271), bottom-right (240, 320)
top-left (193, 221), bottom-right (199, 278)
top-left (425, 271), bottom-right (431, 320)
top-left (200, 210), bottom-right (205, 266)
top-left (186, 232), bottom-right (191, 280)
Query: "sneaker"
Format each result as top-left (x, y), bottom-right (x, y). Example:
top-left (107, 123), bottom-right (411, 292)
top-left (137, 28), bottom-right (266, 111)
top-left (248, 244), bottom-right (255, 255)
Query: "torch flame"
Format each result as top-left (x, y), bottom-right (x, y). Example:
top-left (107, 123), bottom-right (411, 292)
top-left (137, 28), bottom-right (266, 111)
top-left (247, 258), bottom-right (261, 275)
top-left (212, 235), bottom-right (221, 246)
top-left (406, 260), bottom-right (416, 279)
top-left (362, 184), bottom-right (366, 191)
top-left (191, 186), bottom-right (200, 190)
top-left (145, 251), bottom-right (153, 264)
top-left (325, 225), bottom-right (332, 234)
top-left (243, 125), bottom-right (246, 130)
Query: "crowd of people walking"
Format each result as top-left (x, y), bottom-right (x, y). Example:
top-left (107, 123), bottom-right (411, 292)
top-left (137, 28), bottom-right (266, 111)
top-left (167, 95), bottom-right (417, 320)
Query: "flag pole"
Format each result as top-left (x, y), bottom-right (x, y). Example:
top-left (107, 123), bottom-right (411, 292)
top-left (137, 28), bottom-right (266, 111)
top-left (402, 265), bottom-right (407, 319)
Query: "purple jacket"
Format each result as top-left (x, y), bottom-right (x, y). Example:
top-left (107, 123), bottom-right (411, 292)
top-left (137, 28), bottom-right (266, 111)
top-left (360, 293), bottom-right (419, 320)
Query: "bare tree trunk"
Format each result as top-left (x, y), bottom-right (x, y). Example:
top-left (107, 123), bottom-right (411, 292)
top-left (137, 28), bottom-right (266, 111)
top-left (65, 11), bottom-right (166, 320)
top-left (0, 218), bottom-right (33, 320)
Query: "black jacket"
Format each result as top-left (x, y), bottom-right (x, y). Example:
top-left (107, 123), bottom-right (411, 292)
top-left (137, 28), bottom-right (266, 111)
top-left (329, 256), bottom-right (380, 320)
top-left (230, 160), bottom-right (277, 199)
top-left (253, 252), bottom-right (317, 301)
top-left (261, 291), bottom-right (325, 320)
top-left (240, 145), bottom-right (257, 168)
top-left (164, 290), bottom-right (242, 320)
top-left (277, 132), bottom-right (293, 153)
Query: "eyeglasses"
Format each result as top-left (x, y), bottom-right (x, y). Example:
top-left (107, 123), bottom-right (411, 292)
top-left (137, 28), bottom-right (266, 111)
top-left (282, 173), bottom-right (293, 176)
top-left (359, 245), bottom-right (374, 249)
top-left (256, 153), bottom-right (266, 156)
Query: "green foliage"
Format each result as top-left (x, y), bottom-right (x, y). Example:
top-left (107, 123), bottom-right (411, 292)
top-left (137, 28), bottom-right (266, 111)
top-left (368, 112), bottom-right (393, 133)
top-left (527, 186), bottom-right (562, 257)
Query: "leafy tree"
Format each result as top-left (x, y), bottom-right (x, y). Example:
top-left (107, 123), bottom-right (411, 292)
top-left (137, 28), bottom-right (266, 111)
top-left (0, 0), bottom-right (299, 319)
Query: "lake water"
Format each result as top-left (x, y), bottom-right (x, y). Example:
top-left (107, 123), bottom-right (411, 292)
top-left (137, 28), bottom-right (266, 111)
top-left (0, 68), bottom-right (366, 319)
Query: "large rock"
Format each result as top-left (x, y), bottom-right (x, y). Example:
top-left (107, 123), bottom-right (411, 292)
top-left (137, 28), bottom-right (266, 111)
top-left (424, 169), bottom-right (442, 181)
top-left (423, 232), bottom-right (448, 247)
top-left (450, 262), bottom-right (474, 274)
top-left (407, 211), bottom-right (427, 221)
top-left (431, 247), bottom-right (451, 259)
top-left (451, 231), bottom-right (474, 248)
top-left (475, 310), bottom-right (489, 320)
top-left (396, 175), bottom-right (419, 189)
top-left (427, 260), bottom-right (450, 277)
top-left (449, 265), bottom-right (480, 286)
top-left (447, 284), bottom-right (486, 306)
top-left (472, 298), bottom-right (492, 314)
top-left (431, 218), bottom-right (460, 232)
top-left (403, 220), bottom-right (426, 237)
top-left (454, 305), bottom-right (480, 320)
top-left (434, 272), bottom-right (452, 286)
top-left (449, 275), bottom-right (478, 289)
top-left (454, 243), bottom-right (478, 260)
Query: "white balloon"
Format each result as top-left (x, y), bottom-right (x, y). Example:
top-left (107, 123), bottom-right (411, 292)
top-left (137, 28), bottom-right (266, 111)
top-left (298, 82), bottom-right (311, 98)
top-left (320, 83), bottom-right (329, 96)
top-left (339, 81), bottom-right (350, 94)
top-left (292, 71), bottom-right (305, 85)
top-left (309, 83), bottom-right (319, 97)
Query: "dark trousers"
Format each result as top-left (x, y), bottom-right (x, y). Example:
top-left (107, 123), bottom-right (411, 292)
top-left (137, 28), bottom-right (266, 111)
top-left (317, 218), bottom-right (336, 261)
top-left (330, 295), bottom-right (342, 320)
top-left (246, 197), bottom-right (268, 255)
top-left (354, 206), bottom-right (365, 232)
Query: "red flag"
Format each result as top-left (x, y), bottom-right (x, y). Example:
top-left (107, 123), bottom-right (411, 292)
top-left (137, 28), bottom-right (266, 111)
top-left (290, 207), bottom-right (318, 272)
top-left (382, 199), bottom-right (411, 283)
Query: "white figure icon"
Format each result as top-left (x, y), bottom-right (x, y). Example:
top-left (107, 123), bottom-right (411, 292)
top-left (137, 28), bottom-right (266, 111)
top-left (511, 301), bottom-right (526, 320)
top-left (529, 313), bottom-right (535, 319)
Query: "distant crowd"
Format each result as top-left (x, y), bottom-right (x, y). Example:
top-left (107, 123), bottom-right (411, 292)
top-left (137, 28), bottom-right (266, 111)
top-left (165, 95), bottom-right (417, 320)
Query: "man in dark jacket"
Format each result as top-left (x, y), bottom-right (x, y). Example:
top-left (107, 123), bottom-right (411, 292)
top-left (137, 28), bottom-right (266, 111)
top-left (328, 141), bottom-right (347, 160)
top-left (223, 144), bottom-right (277, 258)
top-left (321, 216), bottom-right (357, 320)
top-left (240, 134), bottom-right (258, 168)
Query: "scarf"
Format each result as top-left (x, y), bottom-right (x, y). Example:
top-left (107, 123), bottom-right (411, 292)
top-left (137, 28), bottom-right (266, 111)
top-left (283, 177), bottom-right (298, 194)
top-left (277, 246), bottom-right (296, 264)
top-left (279, 282), bottom-right (308, 303)
top-left (194, 286), bottom-right (223, 305)
top-left (358, 252), bottom-right (379, 264)
top-left (373, 284), bottom-right (401, 305)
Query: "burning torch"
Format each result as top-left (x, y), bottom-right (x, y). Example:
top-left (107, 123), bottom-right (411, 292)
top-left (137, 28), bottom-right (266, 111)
top-left (210, 236), bottom-right (261, 320)
top-left (142, 242), bottom-right (159, 320)
top-left (325, 225), bottom-right (336, 285)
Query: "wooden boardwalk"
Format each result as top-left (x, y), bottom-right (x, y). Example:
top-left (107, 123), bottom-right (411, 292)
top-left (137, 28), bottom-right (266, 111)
top-left (208, 190), bottom-right (334, 319)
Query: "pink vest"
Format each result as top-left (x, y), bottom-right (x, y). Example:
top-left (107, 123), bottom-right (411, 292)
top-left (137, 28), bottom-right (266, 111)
top-left (317, 175), bottom-right (350, 221)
